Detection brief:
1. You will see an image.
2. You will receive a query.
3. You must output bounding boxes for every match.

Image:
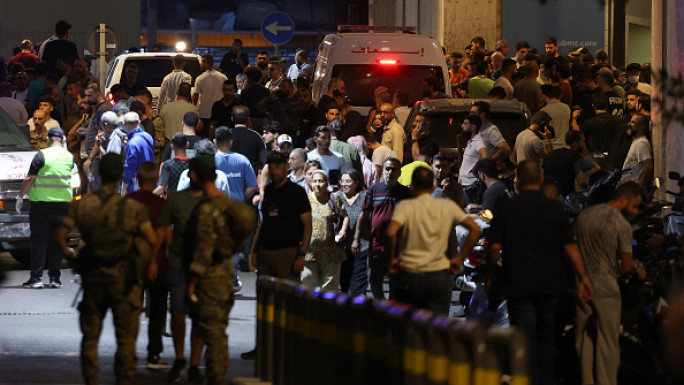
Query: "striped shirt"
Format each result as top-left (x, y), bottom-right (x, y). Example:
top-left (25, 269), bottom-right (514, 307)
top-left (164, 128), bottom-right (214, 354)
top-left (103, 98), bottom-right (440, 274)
top-left (362, 182), bottom-right (411, 252)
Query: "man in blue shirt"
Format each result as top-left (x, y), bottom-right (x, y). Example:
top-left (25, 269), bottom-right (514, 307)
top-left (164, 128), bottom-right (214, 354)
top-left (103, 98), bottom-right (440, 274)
top-left (213, 126), bottom-right (259, 286)
top-left (122, 112), bottom-right (155, 195)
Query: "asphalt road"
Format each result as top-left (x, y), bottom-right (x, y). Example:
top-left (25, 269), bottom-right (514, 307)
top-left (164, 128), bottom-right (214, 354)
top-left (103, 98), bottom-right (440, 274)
top-left (0, 253), bottom-right (258, 385)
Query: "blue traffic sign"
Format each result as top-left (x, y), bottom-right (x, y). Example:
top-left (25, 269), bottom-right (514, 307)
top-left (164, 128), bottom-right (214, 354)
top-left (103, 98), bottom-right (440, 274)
top-left (261, 12), bottom-right (295, 45)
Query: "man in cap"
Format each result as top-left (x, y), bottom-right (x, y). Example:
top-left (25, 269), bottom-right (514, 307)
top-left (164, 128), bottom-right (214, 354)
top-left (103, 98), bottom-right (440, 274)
top-left (512, 110), bottom-right (554, 164)
top-left (185, 155), bottom-right (255, 385)
top-left (18, 127), bottom-right (74, 288)
top-left (121, 111), bottom-right (155, 195)
top-left (55, 153), bottom-right (157, 384)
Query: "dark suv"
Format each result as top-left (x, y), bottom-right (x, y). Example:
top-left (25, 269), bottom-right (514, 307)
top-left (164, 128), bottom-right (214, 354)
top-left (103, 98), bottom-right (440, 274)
top-left (403, 98), bottom-right (531, 168)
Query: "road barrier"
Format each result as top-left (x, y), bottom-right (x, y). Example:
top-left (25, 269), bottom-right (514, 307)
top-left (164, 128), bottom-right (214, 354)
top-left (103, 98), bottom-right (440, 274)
top-left (254, 275), bottom-right (530, 385)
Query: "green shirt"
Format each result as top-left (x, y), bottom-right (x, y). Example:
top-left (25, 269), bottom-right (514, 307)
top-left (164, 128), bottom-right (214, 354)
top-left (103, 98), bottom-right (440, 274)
top-left (397, 161), bottom-right (432, 186)
top-left (330, 137), bottom-right (362, 174)
top-left (468, 77), bottom-right (495, 99)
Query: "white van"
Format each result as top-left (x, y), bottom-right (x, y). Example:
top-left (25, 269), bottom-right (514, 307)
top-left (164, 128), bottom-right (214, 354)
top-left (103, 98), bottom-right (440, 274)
top-left (312, 30), bottom-right (451, 115)
top-left (104, 52), bottom-right (202, 112)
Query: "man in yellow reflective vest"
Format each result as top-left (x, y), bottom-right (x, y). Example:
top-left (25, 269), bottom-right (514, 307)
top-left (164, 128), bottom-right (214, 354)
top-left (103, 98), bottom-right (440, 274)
top-left (17, 126), bottom-right (74, 289)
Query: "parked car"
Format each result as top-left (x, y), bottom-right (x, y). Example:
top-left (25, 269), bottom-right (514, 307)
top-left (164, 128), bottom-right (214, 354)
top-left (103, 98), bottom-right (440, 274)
top-left (403, 98), bottom-right (531, 168)
top-left (312, 29), bottom-right (451, 116)
top-left (0, 107), bottom-right (80, 266)
top-left (104, 52), bottom-right (203, 112)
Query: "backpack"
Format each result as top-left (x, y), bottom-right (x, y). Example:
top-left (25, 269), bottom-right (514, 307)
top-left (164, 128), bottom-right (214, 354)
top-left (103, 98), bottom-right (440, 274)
top-left (86, 192), bottom-right (133, 266)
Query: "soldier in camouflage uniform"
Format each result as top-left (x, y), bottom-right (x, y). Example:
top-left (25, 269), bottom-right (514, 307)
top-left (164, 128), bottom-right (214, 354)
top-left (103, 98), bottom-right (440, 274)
top-left (56, 153), bottom-right (157, 385)
top-left (186, 156), bottom-right (255, 385)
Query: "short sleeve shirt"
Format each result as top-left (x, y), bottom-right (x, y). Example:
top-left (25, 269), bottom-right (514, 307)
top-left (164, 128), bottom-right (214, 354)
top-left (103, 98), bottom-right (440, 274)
top-left (195, 70), bottom-right (228, 118)
top-left (459, 133), bottom-right (486, 186)
top-left (158, 189), bottom-right (204, 268)
top-left (576, 204), bottom-right (633, 297)
top-left (362, 182), bottom-right (411, 252)
top-left (392, 194), bottom-right (467, 273)
top-left (478, 123), bottom-right (506, 157)
top-left (515, 129), bottom-right (546, 164)
top-left (214, 152), bottom-right (258, 201)
top-left (622, 136), bottom-right (652, 183)
top-left (259, 181), bottom-right (311, 249)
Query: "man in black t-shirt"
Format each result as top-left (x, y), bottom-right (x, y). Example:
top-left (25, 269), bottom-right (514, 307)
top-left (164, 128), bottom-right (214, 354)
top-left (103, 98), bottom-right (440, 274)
top-left (543, 131), bottom-right (596, 196)
top-left (475, 158), bottom-right (509, 212)
top-left (210, 79), bottom-right (241, 134)
top-left (257, 152), bottom-right (312, 282)
top-left (486, 161), bottom-right (593, 385)
top-left (219, 39), bottom-right (249, 83)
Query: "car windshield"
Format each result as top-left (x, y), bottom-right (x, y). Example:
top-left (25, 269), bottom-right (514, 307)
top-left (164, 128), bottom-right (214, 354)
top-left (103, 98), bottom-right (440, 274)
top-left (0, 109), bottom-right (32, 150)
top-left (118, 57), bottom-right (202, 87)
top-left (331, 64), bottom-right (445, 107)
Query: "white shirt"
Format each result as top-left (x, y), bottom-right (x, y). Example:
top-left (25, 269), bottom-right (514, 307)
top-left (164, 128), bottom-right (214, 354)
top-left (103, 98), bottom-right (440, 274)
top-left (459, 132), bottom-right (486, 186)
top-left (622, 136), bottom-right (652, 183)
top-left (12, 89), bottom-right (28, 105)
top-left (176, 169), bottom-right (232, 198)
top-left (492, 76), bottom-right (514, 99)
top-left (194, 70), bottom-right (228, 118)
top-left (307, 149), bottom-right (347, 185)
top-left (159, 70), bottom-right (192, 112)
top-left (0, 96), bottom-right (29, 125)
top-left (392, 193), bottom-right (468, 273)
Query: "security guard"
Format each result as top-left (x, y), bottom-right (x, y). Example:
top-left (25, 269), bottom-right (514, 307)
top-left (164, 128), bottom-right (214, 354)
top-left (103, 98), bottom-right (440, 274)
top-left (185, 156), bottom-right (254, 385)
top-left (18, 126), bottom-right (74, 289)
top-left (55, 153), bottom-right (157, 385)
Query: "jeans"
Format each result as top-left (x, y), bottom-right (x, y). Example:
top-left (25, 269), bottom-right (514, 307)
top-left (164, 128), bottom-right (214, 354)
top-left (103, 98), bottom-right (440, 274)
top-left (389, 270), bottom-right (452, 315)
top-left (29, 202), bottom-right (68, 279)
top-left (507, 295), bottom-right (560, 385)
top-left (347, 247), bottom-right (369, 297)
top-left (146, 273), bottom-right (168, 358)
top-left (369, 249), bottom-right (389, 299)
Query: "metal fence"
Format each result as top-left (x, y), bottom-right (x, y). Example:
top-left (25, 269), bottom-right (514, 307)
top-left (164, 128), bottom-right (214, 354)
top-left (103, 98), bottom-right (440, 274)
top-left (253, 275), bottom-right (530, 385)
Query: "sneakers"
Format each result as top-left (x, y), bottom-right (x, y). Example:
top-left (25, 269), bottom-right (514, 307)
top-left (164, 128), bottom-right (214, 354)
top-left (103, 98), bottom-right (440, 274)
top-left (167, 358), bottom-right (186, 382)
top-left (234, 276), bottom-right (243, 293)
top-left (23, 277), bottom-right (43, 289)
top-left (237, 253), bottom-right (250, 272)
top-left (49, 277), bottom-right (62, 289)
top-left (187, 366), bottom-right (204, 384)
top-left (146, 355), bottom-right (169, 369)
top-left (241, 348), bottom-right (257, 360)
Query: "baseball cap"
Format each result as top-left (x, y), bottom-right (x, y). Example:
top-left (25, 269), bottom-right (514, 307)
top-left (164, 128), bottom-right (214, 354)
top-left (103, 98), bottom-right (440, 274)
top-left (277, 134), bottom-right (293, 147)
top-left (47, 126), bottom-right (64, 137)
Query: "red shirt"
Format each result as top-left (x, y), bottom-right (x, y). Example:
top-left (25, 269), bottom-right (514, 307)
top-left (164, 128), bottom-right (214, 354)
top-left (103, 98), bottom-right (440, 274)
top-left (7, 52), bottom-right (38, 70)
top-left (128, 190), bottom-right (167, 270)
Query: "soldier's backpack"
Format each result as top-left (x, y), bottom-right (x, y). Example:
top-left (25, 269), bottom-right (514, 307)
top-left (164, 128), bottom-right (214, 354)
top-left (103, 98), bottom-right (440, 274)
top-left (85, 192), bottom-right (132, 266)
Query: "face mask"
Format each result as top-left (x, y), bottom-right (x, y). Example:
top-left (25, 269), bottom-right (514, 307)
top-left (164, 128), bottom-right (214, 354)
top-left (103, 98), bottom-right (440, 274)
top-left (628, 75), bottom-right (639, 84)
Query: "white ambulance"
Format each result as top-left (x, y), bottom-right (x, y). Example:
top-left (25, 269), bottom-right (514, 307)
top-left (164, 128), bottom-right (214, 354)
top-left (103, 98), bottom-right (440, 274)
top-left (312, 27), bottom-right (451, 115)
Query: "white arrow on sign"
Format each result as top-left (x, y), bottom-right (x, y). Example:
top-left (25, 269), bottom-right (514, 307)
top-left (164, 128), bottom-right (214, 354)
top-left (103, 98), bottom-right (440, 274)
top-left (265, 21), bottom-right (292, 36)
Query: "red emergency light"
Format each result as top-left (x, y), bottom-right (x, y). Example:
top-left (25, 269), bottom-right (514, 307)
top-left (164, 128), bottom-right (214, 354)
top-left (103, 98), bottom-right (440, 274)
top-left (377, 59), bottom-right (399, 65)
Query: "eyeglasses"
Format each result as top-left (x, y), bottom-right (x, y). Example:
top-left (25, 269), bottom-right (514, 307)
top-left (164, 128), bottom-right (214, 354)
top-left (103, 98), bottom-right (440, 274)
top-left (384, 167), bottom-right (398, 171)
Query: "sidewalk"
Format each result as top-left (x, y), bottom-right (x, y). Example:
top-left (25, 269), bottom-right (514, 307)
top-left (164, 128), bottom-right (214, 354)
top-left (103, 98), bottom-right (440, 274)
top-left (0, 268), bottom-right (257, 385)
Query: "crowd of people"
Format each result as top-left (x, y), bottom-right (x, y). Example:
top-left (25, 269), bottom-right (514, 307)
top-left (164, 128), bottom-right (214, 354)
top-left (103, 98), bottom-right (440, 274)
top-left (4, 18), bottom-right (675, 385)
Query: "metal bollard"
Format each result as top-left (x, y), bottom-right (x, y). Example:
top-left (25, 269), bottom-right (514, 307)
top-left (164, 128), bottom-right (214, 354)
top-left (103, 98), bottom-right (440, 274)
top-left (316, 291), bottom-right (339, 382)
top-left (449, 321), bottom-right (488, 385)
top-left (290, 285), bottom-right (309, 385)
top-left (349, 296), bottom-right (373, 385)
top-left (385, 301), bottom-right (412, 385)
top-left (272, 279), bottom-right (296, 385)
top-left (303, 287), bottom-right (322, 385)
top-left (255, 276), bottom-right (269, 378)
top-left (256, 276), bottom-right (277, 381)
top-left (402, 309), bottom-right (434, 385)
top-left (427, 316), bottom-right (453, 385)
top-left (486, 327), bottom-right (530, 385)
top-left (333, 293), bottom-right (351, 385)
top-left (367, 300), bottom-right (392, 384)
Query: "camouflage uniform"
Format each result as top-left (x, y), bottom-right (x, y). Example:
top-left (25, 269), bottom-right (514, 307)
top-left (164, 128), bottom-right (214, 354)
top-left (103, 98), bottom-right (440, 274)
top-left (151, 114), bottom-right (167, 164)
top-left (61, 184), bottom-right (152, 385)
top-left (190, 195), bottom-right (255, 385)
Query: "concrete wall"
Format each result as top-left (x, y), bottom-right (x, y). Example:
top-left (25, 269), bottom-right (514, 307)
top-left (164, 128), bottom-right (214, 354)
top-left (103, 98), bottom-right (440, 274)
top-left (0, 0), bottom-right (140, 60)
top-left (651, 0), bottom-right (684, 199)
top-left (371, 0), bottom-right (500, 54)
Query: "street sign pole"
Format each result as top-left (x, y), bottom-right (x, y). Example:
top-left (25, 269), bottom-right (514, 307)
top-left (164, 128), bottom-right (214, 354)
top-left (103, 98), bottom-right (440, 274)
top-left (99, 24), bottom-right (106, 95)
top-left (274, 44), bottom-right (280, 57)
